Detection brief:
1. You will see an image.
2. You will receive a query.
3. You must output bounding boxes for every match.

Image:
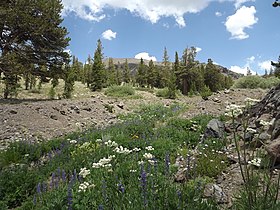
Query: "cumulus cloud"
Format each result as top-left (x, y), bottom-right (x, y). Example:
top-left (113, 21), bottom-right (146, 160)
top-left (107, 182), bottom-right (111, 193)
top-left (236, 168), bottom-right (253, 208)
top-left (230, 65), bottom-right (256, 75)
top-left (196, 47), bottom-right (202, 53)
top-left (225, 6), bottom-right (258, 40)
top-left (234, 0), bottom-right (255, 9)
top-left (258, 60), bottom-right (273, 71)
top-left (61, 0), bottom-right (212, 27)
top-left (135, 52), bottom-right (157, 61)
top-left (102, 29), bottom-right (117, 40)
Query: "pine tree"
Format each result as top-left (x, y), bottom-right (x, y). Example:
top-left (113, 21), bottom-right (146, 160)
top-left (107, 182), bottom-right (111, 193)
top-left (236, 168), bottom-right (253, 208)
top-left (123, 59), bottom-right (131, 84)
top-left (90, 39), bottom-right (105, 91)
top-left (167, 62), bottom-right (177, 99)
top-left (0, 0), bottom-right (70, 98)
top-left (147, 60), bottom-right (156, 88)
top-left (136, 58), bottom-right (147, 87)
top-left (204, 59), bottom-right (223, 92)
top-left (162, 47), bottom-right (171, 87)
top-left (271, 56), bottom-right (280, 78)
top-left (63, 64), bottom-right (75, 98)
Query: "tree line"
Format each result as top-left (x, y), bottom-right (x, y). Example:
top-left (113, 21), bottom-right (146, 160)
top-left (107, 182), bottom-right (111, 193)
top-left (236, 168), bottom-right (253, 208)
top-left (1, 0), bottom-right (279, 99)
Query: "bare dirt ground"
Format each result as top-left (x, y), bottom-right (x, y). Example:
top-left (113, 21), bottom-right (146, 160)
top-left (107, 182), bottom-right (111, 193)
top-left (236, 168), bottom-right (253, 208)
top-left (0, 88), bottom-right (267, 150)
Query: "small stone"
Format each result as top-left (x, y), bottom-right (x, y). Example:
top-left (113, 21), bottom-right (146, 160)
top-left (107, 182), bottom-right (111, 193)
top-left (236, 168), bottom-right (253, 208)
top-left (10, 110), bottom-right (17, 114)
top-left (50, 115), bottom-right (58, 120)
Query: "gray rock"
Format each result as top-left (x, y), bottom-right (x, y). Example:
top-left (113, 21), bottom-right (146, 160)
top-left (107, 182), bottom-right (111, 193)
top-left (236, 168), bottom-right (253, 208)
top-left (265, 137), bottom-right (280, 164)
top-left (10, 110), bottom-right (17, 114)
top-left (203, 183), bottom-right (228, 204)
top-left (50, 115), bottom-right (58, 120)
top-left (271, 119), bottom-right (280, 140)
top-left (204, 119), bottom-right (225, 139)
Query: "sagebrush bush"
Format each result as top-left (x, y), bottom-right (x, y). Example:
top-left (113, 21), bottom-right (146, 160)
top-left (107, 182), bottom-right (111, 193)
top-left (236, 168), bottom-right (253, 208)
top-left (233, 76), bottom-right (280, 89)
top-left (104, 85), bottom-right (135, 97)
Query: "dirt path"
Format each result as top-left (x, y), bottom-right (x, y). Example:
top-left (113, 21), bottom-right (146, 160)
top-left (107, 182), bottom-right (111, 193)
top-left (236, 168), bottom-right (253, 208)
top-left (0, 88), bottom-right (267, 150)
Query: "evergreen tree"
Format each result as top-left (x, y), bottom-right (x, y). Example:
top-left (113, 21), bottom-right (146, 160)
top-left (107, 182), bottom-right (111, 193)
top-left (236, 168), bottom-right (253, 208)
top-left (271, 56), bottom-right (280, 78)
top-left (167, 61), bottom-right (177, 99)
top-left (123, 59), bottom-right (131, 83)
top-left (174, 51), bottom-right (182, 89)
top-left (136, 58), bottom-right (147, 87)
top-left (0, 0), bottom-right (70, 98)
top-left (90, 39), bottom-right (105, 91)
top-left (147, 60), bottom-right (156, 88)
top-left (162, 47), bottom-right (171, 87)
top-left (106, 58), bottom-right (117, 86)
top-left (273, 0), bottom-right (280, 7)
top-left (83, 55), bottom-right (92, 86)
top-left (63, 64), bottom-right (75, 98)
top-left (204, 59), bottom-right (223, 92)
top-left (180, 47), bottom-right (198, 94)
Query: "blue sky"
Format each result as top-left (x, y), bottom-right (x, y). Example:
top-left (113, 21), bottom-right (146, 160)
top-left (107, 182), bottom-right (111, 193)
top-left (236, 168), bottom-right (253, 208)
top-left (61, 0), bottom-right (280, 75)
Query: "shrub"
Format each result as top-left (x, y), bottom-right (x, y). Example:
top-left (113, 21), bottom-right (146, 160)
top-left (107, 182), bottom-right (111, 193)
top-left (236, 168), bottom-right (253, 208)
top-left (104, 85), bottom-right (135, 97)
top-left (155, 88), bottom-right (181, 98)
top-left (233, 76), bottom-right (280, 89)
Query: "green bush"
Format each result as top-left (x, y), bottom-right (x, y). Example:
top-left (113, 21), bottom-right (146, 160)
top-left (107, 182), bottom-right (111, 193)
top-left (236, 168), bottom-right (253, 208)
top-left (233, 76), bottom-right (280, 89)
top-left (104, 85), bottom-right (135, 97)
top-left (155, 88), bottom-right (181, 98)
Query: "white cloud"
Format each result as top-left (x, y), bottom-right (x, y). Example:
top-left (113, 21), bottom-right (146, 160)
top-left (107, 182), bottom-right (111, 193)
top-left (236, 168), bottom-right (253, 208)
top-left (234, 0), bottom-right (255, 9)
top-left (247, 56), bottom-right (255, 63)
top-left (230, 65), bottom-right (256, 75)
top-left (225, 6), bottom-right (258, 40)
top-left (135, 52), bottom-right (157, 61)
top-left (196, 47), bottom-right (202, 53)
top-left (215, 11), bottom-right (222, 17)
top-left (102, 29), bottom-right (117, 40)
top-left (258, 60), bottom-right (273, 71)
top-left (61, 0), bottom-right (212, 27)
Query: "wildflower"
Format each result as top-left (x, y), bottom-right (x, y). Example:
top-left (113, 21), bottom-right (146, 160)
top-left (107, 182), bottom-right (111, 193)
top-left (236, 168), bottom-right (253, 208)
top-left (24, 154), bottom-right (29, 157)
top-left (245, 98), bottom-right (260, 106)
top-left (114, 146), bottom-right (132, 154)
top-left (145, 146), bottom-right (154, 151)
top-left (78, 181), bottom-right (95, 192)
top-left (92, 156), bottom-right (114, 169)
top-left (225, 104), bottom-right (243, 118)
top-left (246, 127), bottom-right (257, 133)
top-left (148, 159), bottom-right (156, 165)
top-left (104, 140), bottom-right (118, 147)
top-left (248, 158), bottom-right (262, 167)
top-left (138, 160), bottom-right (144, 165)
top-left (69, 140), bottom-right (77, 144)
top-left (259, 120), bottom-right (272, 127)
top-left (133, 147), bottom-right (141, 152)
top-left (96, 139), bottom-right (102, 143)
top-left (79, 167), bottom-right (90, 178)
top-left (143, 153), bottom-right (154, 159)
top-left (130, 169), bottom-right (137, 173)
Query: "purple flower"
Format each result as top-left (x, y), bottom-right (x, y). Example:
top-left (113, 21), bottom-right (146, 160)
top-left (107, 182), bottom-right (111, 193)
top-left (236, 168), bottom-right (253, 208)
top-left (36, 182), bottom-right (41, 194)
top-left (118, 182), bottom-right (125, 194)
top-left (165, 153), bottom-right (170, 175)
top-left (140, 166), bottom-right (147, 207)
top-left (62, 170), bottom-right (66, 182)
top-left (98, 204), bottom-right (104, 210)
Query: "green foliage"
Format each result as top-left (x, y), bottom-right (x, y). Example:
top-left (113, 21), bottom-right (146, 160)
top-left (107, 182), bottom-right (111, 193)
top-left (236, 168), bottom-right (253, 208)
top-left (204, 59), bottom-right (223, 92)
top-left (122, 59), bottom-right (131, 84)
top-left (63, 64), bottom-right (76, 99)
top-left (155, 88), bottom-right (181, 98)
top-left (233, 75), bottom-right (280, 89)
top-left (0, 0), bottom-right (70, 98)
top-left (200, 85), bottom-right (212, 100)
top-left (90, 39), bottom-right (105, 91)
top-left (136, 58), bottom-right (148, 87)
top-left (104, 104), bottom-right (114, 113)
top-left (105, 85), bottom-right (135, 97)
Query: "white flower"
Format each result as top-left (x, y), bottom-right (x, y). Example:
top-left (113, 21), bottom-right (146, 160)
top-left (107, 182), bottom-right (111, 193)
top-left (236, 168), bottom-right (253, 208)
top-left (145, 146), bottom-right (154, 151)
top-left (132, 147), bottom-right (141, 152)
top-left (96, 139), bottom-right (102, 143)
top-left (138, 160), bottom-right (144, 165)
top-left (245, 98), bottom-right (260, 106)
top-left (246, 128), bottom-right (257, 133)
top-left (248, 158), bottom-right (262, 167)
top-left (114, 146), bottom-right (132, 154)
top-left (92, 155), bottom-right (114, 169)
top-left (143, 153), bottom-right (154, 159)
top-left (225, 104), bottom-right (243, 118)
top-left (148, 159), bottom-right (156, 165)
top-left (79, 167), bottom-right (91, 178)
top-left (78, 181), bottom-right (95, 192)
top-left (129, 169), bottom-right (137, 173)
top-left (24, 154), bottom-right (29, 157)
top-left (259, 120), bottom-right (272, 127)
top-left (69, 140), bottom-right (77, 144)
top-left (104, 140), bottom-right (118, 147)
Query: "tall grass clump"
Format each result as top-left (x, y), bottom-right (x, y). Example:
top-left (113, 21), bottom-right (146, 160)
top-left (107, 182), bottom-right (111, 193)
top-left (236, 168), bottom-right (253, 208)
top-left (104, 85), bottom-right (136, 98)
top-left (155, 87), bottom-right (182, 99)
top-left (233, 75), bottom-right (280, 89)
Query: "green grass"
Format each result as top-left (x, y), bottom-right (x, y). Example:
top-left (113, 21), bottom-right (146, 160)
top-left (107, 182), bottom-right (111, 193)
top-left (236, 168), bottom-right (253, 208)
top-left (104, 85), bottom-right (142, 98)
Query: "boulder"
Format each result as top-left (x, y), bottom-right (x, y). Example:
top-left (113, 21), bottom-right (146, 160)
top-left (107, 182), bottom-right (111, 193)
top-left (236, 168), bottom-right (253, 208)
top-left (204, 119), bottom-right (225, 139)
top-left (203, 183), bottom-right (228, 204)
top-left (265, 137), bottom-right (280, 163)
